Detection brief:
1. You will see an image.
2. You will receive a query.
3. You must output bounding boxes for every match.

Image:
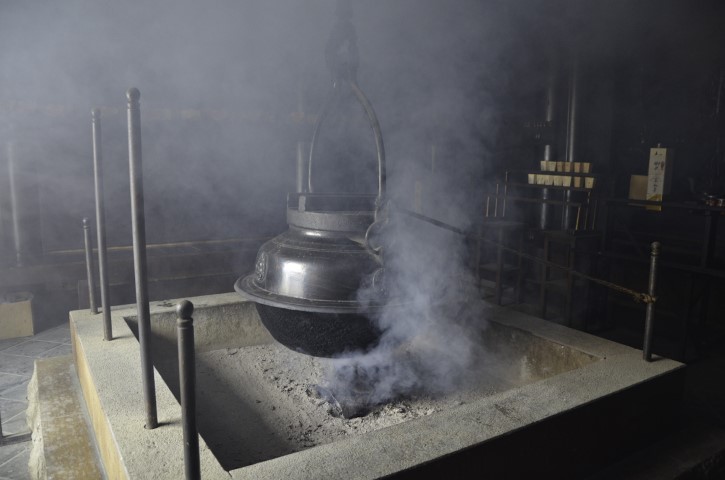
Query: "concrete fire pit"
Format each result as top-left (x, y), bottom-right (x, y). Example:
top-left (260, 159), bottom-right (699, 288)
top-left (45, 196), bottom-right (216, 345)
top-left (68, 293), bottom-right (684, 479)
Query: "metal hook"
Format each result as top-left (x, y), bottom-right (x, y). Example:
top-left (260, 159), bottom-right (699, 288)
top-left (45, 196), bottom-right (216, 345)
top-left (307, 2), bottom-right (386, 204)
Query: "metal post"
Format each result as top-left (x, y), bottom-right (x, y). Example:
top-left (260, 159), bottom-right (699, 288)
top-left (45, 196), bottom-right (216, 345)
top-left (493, 183), bottom-right (500, 217)
top-left (643, 241), bottom-right (661, 361)
top-left (127, 88), bottom-right (158, 429)
top-left (6, 142), bottom-right (42, 267)
top-left (177, 300), bottom-right (200, 480)
top-left (82, 218), bottom-right (98, 314)
top-left (92, 108), bottom-right (113, 341)
top-left (540, 64), bottom-right (556, 230)
top-left (7, 142), bottom-right (25, 267)
top-left (562, 53), bottom-right (580, 230)
top-left (296, 142), bottom-right (309, 193)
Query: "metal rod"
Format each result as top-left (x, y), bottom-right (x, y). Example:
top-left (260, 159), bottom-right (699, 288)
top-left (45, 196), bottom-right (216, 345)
top-left (715, 67), bottom-right (724, 117)
top-left (92, 108), bottom-right (113, 341)
top-left (296, 142), bottom-right (309, 193)
top-left (6, 142), bottom-right (42, 267)
top-left (7, 142), bottom-right (25, 267)
top-left (176, 300), bottom-right (200, 480)
top-left (127, 87), bottom-right (158, 429)
top-left (45, 236), bottom-right (265, 256)
top-left (398, 207), bottom-right (467, 237)
top-left (583, 190), bottom-right (592, 229)
top-left (564, 54), bottom-right (579, 166)
top-left (82, 218), bottom-right (98, 314)
top-left (540, 187), bottom-right (551, 229)
top-left (308, 80), bottom-right (387, 204)
top-left (502, 171), bottom-right (509, 217)
top-left (308, 4), bottom-right (386, 204)
top-left (486, 195), bottom-right (584, 208)
top-left (562, 53), bottom-right (580, 230)
top-left (643, 241), bottom-right (661, 361)
top-left (494, 183), bottom-right (500, 217)
top-left (540, 62), bottom-right (556, 230)
top-left (307, 88), bottom-right (338, 194)
top-left (349, 80), bottom-right (386, 204)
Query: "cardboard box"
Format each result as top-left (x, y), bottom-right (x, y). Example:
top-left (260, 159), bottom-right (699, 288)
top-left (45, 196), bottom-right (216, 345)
top-left (646, 147), bottom-right (674, 202)
top-left (0, 292), bottom-right (35, 339)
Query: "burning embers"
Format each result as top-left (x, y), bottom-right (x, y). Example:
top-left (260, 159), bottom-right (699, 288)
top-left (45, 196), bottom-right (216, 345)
top-left (307, 383), bottom-right (373, 419)
top-left (306, 363), bottom-right (401, 419)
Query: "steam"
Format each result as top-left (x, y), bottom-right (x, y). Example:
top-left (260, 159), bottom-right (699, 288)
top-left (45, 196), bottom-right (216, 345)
top-left (307, 1), bottom-right (521, 406)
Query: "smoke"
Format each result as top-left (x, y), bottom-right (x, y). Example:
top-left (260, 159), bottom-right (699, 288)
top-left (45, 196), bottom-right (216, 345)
top-left (0, 0), bottom-right (337, 255)
top-left (313, 1), bottom-right (516, 404)
top-left (309, 0), bottom-right (670, 405)
top-left (325, 210), bottom-right (489, 403)
top-left (0, 0), bottom-right (529, 256)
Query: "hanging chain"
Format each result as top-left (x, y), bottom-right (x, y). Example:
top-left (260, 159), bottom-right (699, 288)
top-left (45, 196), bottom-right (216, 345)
top-left (309, 0), bottom-right (386, 198)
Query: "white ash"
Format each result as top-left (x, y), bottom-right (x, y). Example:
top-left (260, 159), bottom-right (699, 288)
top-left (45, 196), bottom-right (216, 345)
top-left (195, 342), bottom-right (518, 456)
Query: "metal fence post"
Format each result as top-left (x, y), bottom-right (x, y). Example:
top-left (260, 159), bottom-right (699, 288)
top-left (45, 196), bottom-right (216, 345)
top-left (82, 218), bottom-right (98, 314)
top-left (92, 108), bottom-right (113, 341)
top-left (177, 300), bottom-right (200, 480)
top-left (643, 241), bottom-right (661, 361)
top-left (127, 87), bottom-right (158, 429)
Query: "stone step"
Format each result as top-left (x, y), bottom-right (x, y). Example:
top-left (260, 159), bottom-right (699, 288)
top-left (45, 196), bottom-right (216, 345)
top-left (27, 355), bottom-right (105, 480)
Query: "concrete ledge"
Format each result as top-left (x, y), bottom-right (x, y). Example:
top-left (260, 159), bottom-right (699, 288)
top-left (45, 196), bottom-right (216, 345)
top-left (68, 294), bottom-right (685, 479)
top-left (70, 296), bottom-right (236, 480)
top-left (27, 355), bottom-right (104, 480)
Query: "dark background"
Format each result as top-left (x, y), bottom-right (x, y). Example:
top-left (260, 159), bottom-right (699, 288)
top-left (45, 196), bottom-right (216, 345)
top-left (0, 0), bottom-right (723, 352)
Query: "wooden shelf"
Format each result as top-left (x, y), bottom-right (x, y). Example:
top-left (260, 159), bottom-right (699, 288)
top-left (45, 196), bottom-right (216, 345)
top-left (484, 169), bottom-right (601, 231)
top-left (505, 182), bottom-right (596, 192)
top-left (507, 169), bottom-right (604, 178)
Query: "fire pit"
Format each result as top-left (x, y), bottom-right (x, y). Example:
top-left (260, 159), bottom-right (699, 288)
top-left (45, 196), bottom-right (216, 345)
top-left (68, 293), bottom-right (684, 479)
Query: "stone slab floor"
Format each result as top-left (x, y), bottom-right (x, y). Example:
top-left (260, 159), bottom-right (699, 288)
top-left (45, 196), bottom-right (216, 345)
top-left (2, 308), bottom-right (724, 479)
top-left (0, 324), bottom-right (72, 480)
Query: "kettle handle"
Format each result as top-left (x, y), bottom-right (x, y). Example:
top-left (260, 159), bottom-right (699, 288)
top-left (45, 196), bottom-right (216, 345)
top-left (308, 0), bottom-right (386, 204)
top-left (307, 79), bottom-right (386, 204)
